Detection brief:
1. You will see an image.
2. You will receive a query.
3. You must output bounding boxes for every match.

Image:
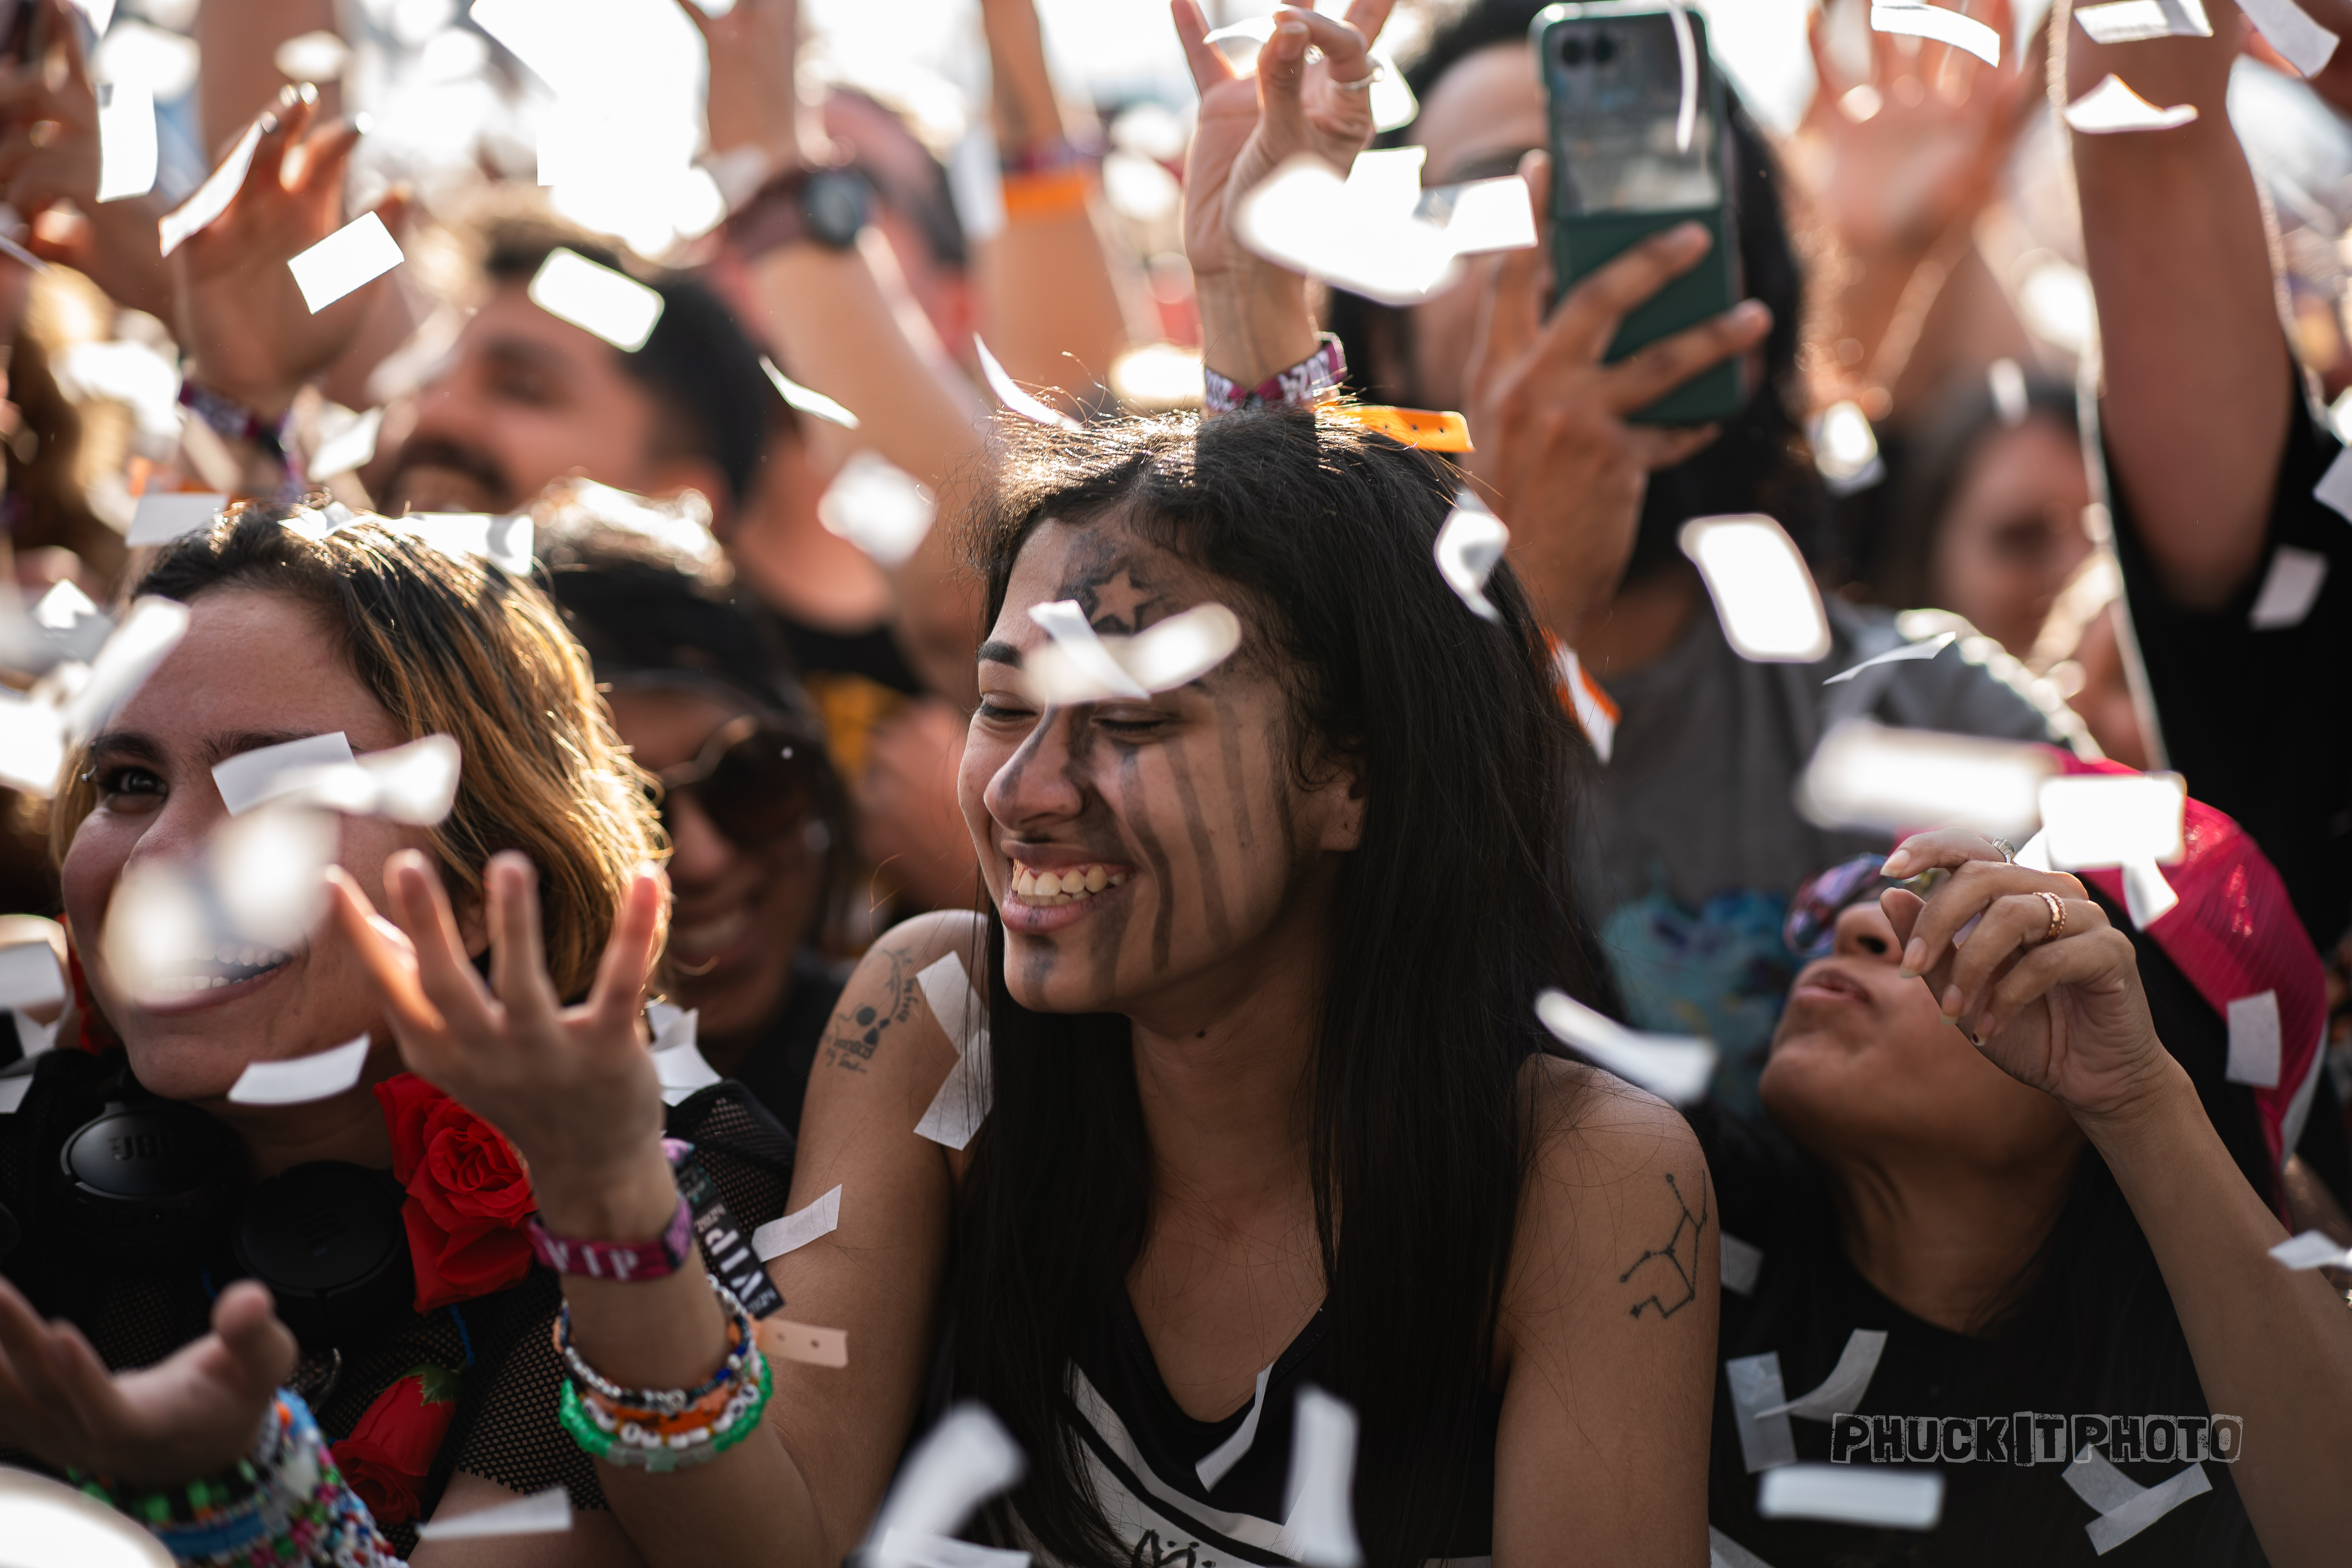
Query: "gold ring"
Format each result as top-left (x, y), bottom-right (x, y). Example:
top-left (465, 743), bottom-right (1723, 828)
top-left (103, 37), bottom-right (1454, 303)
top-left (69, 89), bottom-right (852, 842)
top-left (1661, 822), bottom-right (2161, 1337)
top-left (2036, 890), bottom-right (2065, 944)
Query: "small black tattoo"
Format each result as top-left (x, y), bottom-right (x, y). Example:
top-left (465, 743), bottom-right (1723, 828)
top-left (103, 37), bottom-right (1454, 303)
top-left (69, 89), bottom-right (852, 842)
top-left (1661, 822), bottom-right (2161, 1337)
top-left (824, 944), bottom-right (918, 1073)
top-left (1620, 1171), bottom-right (1710, 1321)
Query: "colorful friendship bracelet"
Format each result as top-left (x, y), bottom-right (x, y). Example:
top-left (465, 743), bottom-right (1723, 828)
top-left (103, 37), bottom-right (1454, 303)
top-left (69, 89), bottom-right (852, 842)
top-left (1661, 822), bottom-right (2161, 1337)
top-left (1202, 334), bottom-right (1348, 416)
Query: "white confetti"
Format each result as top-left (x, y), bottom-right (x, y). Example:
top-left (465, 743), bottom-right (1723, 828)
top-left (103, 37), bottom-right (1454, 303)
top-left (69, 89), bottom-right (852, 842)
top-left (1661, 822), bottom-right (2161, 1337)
top-left (1811, 401), bottom-right (1884, 495)
top-left (2119, 857), bottom-right (2180, 928)
top-left (1196, 1362), bottom-right (1275, 1489)
top-left (1822, 632), bottom-right (1956, 685)
top-left (1025, 602), bottom-right (1243, 707)
top-left (1710, 1526), bottom-right (1775, 1568)
top-left (2235, 0), bottom-right (2339, 75)
top-left (102, 805), bottom-right (336, 1005)
top-left (1233, 150), bottom-right (1536, 306)
top-left (1870, 2), bottom-right (2001, 65)
top-left (1726, 1353), bottom-right (1798, 1472)
top-left (2315, 447), bottom-right (2352, 522)
top-left (33, 581), bottom-right (98, 634)
top-left (975, 337), bottom-right (1081, 432)
top-left (2224, 990), bottom-right (2281, 1088)
top-left (649, 1005), bottom-right (722, 1105)
top-left (273, 31), bottom-right (354, 83)
top-left (868, 1404), bottom-right (1026, 1559)
top-left (309, 406), bottom-right (383, 482)
top-left (64, 597), bottom-right (191, 743)
top-left (1421, 177), bottom-right (1538, 255)
top-left (528, 248), bottom-right (665, 351)
top-left (2247, 544), bottom-right (2327, 630)
top-left (1797, 720), bottom-right (2056, 841)
top-left (158, 119), bottom-right (264, 257)
top-left (0, 689), bottom-right (65, 795)
top-left (213, 805), bottom-right (339, 951)
top-left (760, 356), bottom-right (859, 429)
top-left (261, 735), bottom-right (463, 827)
top-left (212, 732), bottom-right (357, 816)
top-left (0, 942), bottom-right (63, 1011)
top-left (415, 1485), bottom-right (573, 1541)
top-left (1720, 1232), bottom-right (1764, 1295)
top-left (0, 1069), bottom-right (34, 1114)
top-left (817, 452), bottom-right (935, 568)
top-left (1989, 358), bottom-right (2029, 427)
top-left (96, 81), bottom-right (158, 204)
top-left (752, 1183), bottom-right (842, 1261)
top-left (0, 1462), bottom-right (173, 1561)
top-left (125, 491), bottom-right (228, 548)
top-left (1554, 645), bottom-right (1617, 764)
top-left (2038, 774), bottom-right (2185, 869)
top-left (1535, 988), bottom-right (1717, 1105)
top-left (1757, 1464), bottom-right (1943, 1530)
top-left (1433, 491), bottom-right (1509, 623)
top-left (2063, 76), bottom-right (2200, 134)
top-left (2062, 1448), bottom-right (2210, 1554)
top-left (1757, 1330), bottom-right (1888, 1420)
top-left (2269, 1229), bottom-right (2352, 1269)
top-left (287, 213), bottom-right (404, 313)
top-left (2075, 0), bottom-right (2213, 41)
top-left (914, 953), bottom-right (993, 1149)
top-left (1280, 1388), bottom-right (1363, 1568)
top-left (227, 1034), bottom-right (372, 1106)
top-left (15, 1012), bottom-right (57, 1059)
top-left (1678, 516), bottom-right (1830, 663)
top-left (403, 513), bottom-right (534, 575)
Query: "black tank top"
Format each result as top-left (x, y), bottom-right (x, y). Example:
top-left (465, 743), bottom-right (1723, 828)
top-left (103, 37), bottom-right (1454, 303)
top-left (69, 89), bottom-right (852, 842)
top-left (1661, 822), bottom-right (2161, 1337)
top-left (1049, 1292), bottom-right (1500, 1567)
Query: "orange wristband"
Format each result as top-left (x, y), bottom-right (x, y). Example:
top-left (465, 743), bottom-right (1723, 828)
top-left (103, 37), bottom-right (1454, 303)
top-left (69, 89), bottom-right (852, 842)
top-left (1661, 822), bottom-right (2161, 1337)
top-left (1000, 167), bottom-right (1091, 222)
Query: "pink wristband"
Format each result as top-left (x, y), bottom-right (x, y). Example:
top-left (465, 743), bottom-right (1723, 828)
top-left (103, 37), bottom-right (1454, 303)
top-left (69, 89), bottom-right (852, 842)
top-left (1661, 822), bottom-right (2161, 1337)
top-left (1203, 334), bottom-right (1348, 415)
top-left (527, 1193), bottom-right (695, 1282)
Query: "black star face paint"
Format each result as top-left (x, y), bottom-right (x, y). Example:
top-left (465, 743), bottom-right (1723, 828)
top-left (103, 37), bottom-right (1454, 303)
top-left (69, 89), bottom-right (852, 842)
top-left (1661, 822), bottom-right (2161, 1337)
top-left (962, 518), bottom-right (1362, 1020)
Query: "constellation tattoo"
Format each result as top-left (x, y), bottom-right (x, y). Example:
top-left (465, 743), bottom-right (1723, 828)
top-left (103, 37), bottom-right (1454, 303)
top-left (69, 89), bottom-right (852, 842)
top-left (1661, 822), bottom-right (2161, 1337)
top-left (823, 942), bottom-right (920, 1074)
top-left (1619, 1171), bottom-right (1710, 1321)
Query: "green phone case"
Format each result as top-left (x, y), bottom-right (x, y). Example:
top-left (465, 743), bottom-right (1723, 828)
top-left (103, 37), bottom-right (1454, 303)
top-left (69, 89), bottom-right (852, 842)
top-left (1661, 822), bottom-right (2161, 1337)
top-left (1537, 6), bottom-right (1744, 426)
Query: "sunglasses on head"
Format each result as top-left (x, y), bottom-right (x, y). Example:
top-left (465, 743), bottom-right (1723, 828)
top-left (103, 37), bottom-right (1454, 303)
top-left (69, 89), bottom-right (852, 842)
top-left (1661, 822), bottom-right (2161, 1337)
top-left (656, 715), bottom-right (822, 849)
top-left (1782, 853), bottom-right (1896, 961)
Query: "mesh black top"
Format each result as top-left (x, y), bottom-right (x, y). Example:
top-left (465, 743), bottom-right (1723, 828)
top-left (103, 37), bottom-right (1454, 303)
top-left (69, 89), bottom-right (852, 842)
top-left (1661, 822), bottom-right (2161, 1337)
top-left (0, 1048), bottom-right (796, 1560)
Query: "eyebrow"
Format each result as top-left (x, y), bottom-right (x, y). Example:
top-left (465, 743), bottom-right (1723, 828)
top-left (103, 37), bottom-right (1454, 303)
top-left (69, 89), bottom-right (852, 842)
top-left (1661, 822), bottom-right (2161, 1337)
top-left (976, 640), bottom-right (1024, 668)
top-left (89, 730), bottom-right (331, 771)
top-left (482, 336), bottom-right (578, 379)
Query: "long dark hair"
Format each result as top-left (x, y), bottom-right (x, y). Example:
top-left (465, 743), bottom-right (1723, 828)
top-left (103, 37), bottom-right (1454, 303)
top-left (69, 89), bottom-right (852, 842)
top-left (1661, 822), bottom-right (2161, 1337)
top-left (949, 407), bottom-right (1618, 1565)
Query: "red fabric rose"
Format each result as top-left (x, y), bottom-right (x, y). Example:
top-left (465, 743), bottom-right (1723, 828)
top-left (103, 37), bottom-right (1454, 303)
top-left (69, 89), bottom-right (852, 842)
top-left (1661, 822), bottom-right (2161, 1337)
top-left (374, 1074), bottom-right (535, 1311)
top-left (330, 1365), bottom-right (462, 1526)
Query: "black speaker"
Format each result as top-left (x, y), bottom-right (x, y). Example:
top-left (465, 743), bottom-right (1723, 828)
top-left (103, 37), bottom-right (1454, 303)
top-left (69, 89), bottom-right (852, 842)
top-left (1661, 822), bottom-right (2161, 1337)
top-left (233, 1163), bottom-right (414, 1351)
top-left (57, 1100), bottom-right (243, 1263)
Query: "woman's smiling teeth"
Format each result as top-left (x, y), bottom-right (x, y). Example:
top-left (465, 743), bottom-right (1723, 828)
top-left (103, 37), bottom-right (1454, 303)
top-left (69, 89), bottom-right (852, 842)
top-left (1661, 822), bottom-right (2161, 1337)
top-left (1010, 862), bottom-right (1125, 906)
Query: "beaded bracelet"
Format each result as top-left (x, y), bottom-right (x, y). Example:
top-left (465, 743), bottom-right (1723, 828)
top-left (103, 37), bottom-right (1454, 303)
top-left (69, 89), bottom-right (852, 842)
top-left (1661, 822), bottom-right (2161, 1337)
top-left (554, 1273), bottom-right (755, 1415)
top-left (558, 1347), bottom-right (773, 1473)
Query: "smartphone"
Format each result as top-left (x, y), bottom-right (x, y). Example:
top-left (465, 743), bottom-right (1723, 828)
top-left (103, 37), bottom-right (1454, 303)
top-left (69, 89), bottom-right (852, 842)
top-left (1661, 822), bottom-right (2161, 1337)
top-left (1533, 3), bottom-right (1745, 425)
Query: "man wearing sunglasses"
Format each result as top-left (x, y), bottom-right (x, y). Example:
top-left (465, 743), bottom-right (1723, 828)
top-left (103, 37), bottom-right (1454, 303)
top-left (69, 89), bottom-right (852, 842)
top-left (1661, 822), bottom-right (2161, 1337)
top-left (543, 499), bottom-right (854, 1137)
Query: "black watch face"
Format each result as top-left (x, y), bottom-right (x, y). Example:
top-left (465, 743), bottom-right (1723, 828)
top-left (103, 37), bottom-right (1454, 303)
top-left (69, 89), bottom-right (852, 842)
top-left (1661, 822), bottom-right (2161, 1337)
top-left (805, 171), bottom-right (867, 247)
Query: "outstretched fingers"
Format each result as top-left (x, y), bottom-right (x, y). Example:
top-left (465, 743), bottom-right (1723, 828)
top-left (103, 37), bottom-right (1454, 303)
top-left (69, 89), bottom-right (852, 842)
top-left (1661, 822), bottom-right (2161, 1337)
top-left (587, 865), bottom-right (666, 1040)
top-left (328, 867), bottom-right (446, 1040)
top-left (1171, 0), bottom-right (1236, 92)
top-left (380, 849), bottom-right (502, 1044)
top-left (485, 852), bottom-right (562, 1024)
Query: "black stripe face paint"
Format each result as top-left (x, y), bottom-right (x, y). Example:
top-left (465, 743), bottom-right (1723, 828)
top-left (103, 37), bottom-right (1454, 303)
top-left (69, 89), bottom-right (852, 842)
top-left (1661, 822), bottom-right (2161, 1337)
top-left (1163, 734), bottom-right (1234, 949)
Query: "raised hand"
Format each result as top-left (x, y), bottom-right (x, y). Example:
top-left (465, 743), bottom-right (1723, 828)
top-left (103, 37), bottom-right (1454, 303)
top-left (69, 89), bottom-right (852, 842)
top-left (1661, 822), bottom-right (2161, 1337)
top-left (0, 1277), bottom-right (293, 1489)
top-left (1876, 828), bottom-right (2174, 1121)
top-left (173, 84), bottom-right (406, 422)
top-left (671, 0), bottom-right (801, 166)
top-left (1462, 149), bottom-right (1770, 643)
top-left (330, 850), bottom-right (671, 1227)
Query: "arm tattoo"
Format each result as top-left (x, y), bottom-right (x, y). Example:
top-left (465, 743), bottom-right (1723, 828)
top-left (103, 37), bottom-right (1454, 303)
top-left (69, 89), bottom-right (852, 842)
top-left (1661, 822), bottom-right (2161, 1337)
top-left (1619, 1171), bottom-right (1711, 1321)
top-left (822, 943), bottom-right (920, 1074)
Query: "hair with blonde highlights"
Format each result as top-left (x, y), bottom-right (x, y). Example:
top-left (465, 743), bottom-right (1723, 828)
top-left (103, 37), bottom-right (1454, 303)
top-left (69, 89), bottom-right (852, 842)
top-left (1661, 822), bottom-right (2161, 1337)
top-left (51, 503), bottom-right (664, 1002)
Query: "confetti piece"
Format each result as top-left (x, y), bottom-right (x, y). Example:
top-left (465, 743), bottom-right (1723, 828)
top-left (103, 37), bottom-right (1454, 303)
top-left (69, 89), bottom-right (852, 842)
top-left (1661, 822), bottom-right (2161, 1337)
top-left (64, 596), bottom-right (190, 743)
top-left (753, 1183), bottom-right (842, 1261)
top-left (2247, 544), bottom-right (2327, 630)
top-left (761, 1318), bottom-right (848, 1367)
top-left (1196, 1362), bottom-right (1274, 1488)
top-left (273, 30), bottom-right (354, 83)
top-left (1368, 51), bottom-right (1418, 134)
top-left (125, 491), bottom-right (228, 547)
top-left (288, 213), bottom-right (404, 314)
top-left (261, 734), bottom-right (462, 826)
top-left (1554, 645), bottom-right (1618, 764)
top-left (2063, 75), bottom-right (2199, 134)
top-left (0, 690), bottom-right (64, 795)
top-left (227, 1034), bottom-right (372, 1106)
top-left (1726, 1353), bottom-right (1798, 1472)
top-left (2075, 0), bottom-right (2213, 41)
top-left (67, 0), bottom-right (114, 30)
top-left (761, 356), bottom-right (859, 429)
top-left (0, 941), bottom-right (63, 1010)
top-left (2062, 1448), bottom-right (2210, 1554)
top-left (1235, 150), bottom-right (1537, 305)
top-left (402, 513), bottom-right (534, 575)
top-left (1668, 0), bottom-right (1699, 150)
top-left (817, 451), bottom-right (935, 568)
top-left (1757, 1464), bottom-right (1943, 1530)
top-left (650, 1006), bottom-right (723, 1105)
top-left (2315, 448), bottom-right (2352, 522)
top-left (308, 405), bottom-right (382, 482)
top-left (1710, 1526), bottom-right (1775, 1568)
top-left (975, 336), bottom-right (1082, 432)
top-left (528, 248), bottom-right (665, 351)
top-left (1757, 1329), bottom-right (1887, 1420)
top-left (873, 1532), bottom-right (1030, 1568)
top-left (102, 805), bottom-right (336, 1004)
top-left (0, 1069), bottom-right (34, 1114)
top-left (1797, 720), bottom-right (2057, 841)
top-left (14, 1011), bottom-right (56, 1059)
top-left (158, 119), bottom-right (264, 257)
top-left (914, 953), bottom-right (993, 1150)
top-left (2269, 1229), bottom-right (2352, 1269)
top-left (2224, 989), bottom-right (2281, 1087)
top-left (1988, 358), bottom-right (2028, 427)
top-left (415, 1484), bottom-right (573, 1541)
top-left (2235, 0), bottom-right (2339, 75)
top-left (0, 1462), bottom-right (174, 1563)
top-left (868, 1404), bottom-right (1026, 1565)
top-left (1433, 490), bottom-right (1509, 623)
top-left (211, 732), bottom-right (357, 816)
top-left (1025, 602), bottom-right (1245, 706)
top-left (1720, 1232), bottom-right (1764, 1295)
top-left (2119, 857), bottom-right (2180, 928)
top-left (1822, 632), bottom-right (1956, 685)
top-left (213, 806), bottom-right (339, 950)
top-left (1420, 176), bottom-right (1539, 255)
top-left (2038, 773), bottom-right (2186, 869)
top-left (1811, 401), bottom-right (1885, 495)
top-left (33, 581), bottom-right (98, 633)
top-left (96, 81), bottom-right (157, 204)
top-left (1281, 1388), bottom-right (1363, 1568)
top-left (1678, 516), bottom-right (1831, 663)
top-left (1869, 2), bottom-right (2002, 65)
top-left (1535, 988), bottom-right (1717, 1105)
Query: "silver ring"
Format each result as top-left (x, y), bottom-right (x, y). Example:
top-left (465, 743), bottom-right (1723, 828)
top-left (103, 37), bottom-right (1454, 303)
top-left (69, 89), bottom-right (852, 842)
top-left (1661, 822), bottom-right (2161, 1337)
top-left (1330, 72), bottom-right (1376, 93)
top-left (1991, 837), bottom-right (2017, 864)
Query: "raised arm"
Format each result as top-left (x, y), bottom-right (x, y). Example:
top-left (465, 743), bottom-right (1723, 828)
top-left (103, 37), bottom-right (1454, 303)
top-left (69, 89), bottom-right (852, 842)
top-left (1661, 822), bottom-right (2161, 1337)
top-left (1885, 829), bottom-right (2352, 1565)
top-left (2068, 12), bottom-right (2290, 606)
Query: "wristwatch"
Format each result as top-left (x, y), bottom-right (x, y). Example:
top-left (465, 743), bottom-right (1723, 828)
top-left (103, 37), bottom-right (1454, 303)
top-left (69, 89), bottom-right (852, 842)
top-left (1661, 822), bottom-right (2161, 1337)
top-left (725, 165), bottom-right (871, 261)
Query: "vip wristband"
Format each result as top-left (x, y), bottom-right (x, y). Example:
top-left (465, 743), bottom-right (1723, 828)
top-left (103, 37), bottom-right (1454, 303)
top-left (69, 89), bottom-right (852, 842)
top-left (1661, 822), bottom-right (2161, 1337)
top-left (1203, 335), bottom-right (1347, 415)
top-left (527, 1192), bottom-right (695, 1282)
top-left (666, 1138), bottom-right (786, 1318)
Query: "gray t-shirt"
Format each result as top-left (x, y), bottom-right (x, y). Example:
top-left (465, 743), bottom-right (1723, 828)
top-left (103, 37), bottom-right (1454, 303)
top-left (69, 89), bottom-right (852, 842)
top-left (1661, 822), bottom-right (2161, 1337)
top-left (1581, 594), bottom-right (2082, 1112)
